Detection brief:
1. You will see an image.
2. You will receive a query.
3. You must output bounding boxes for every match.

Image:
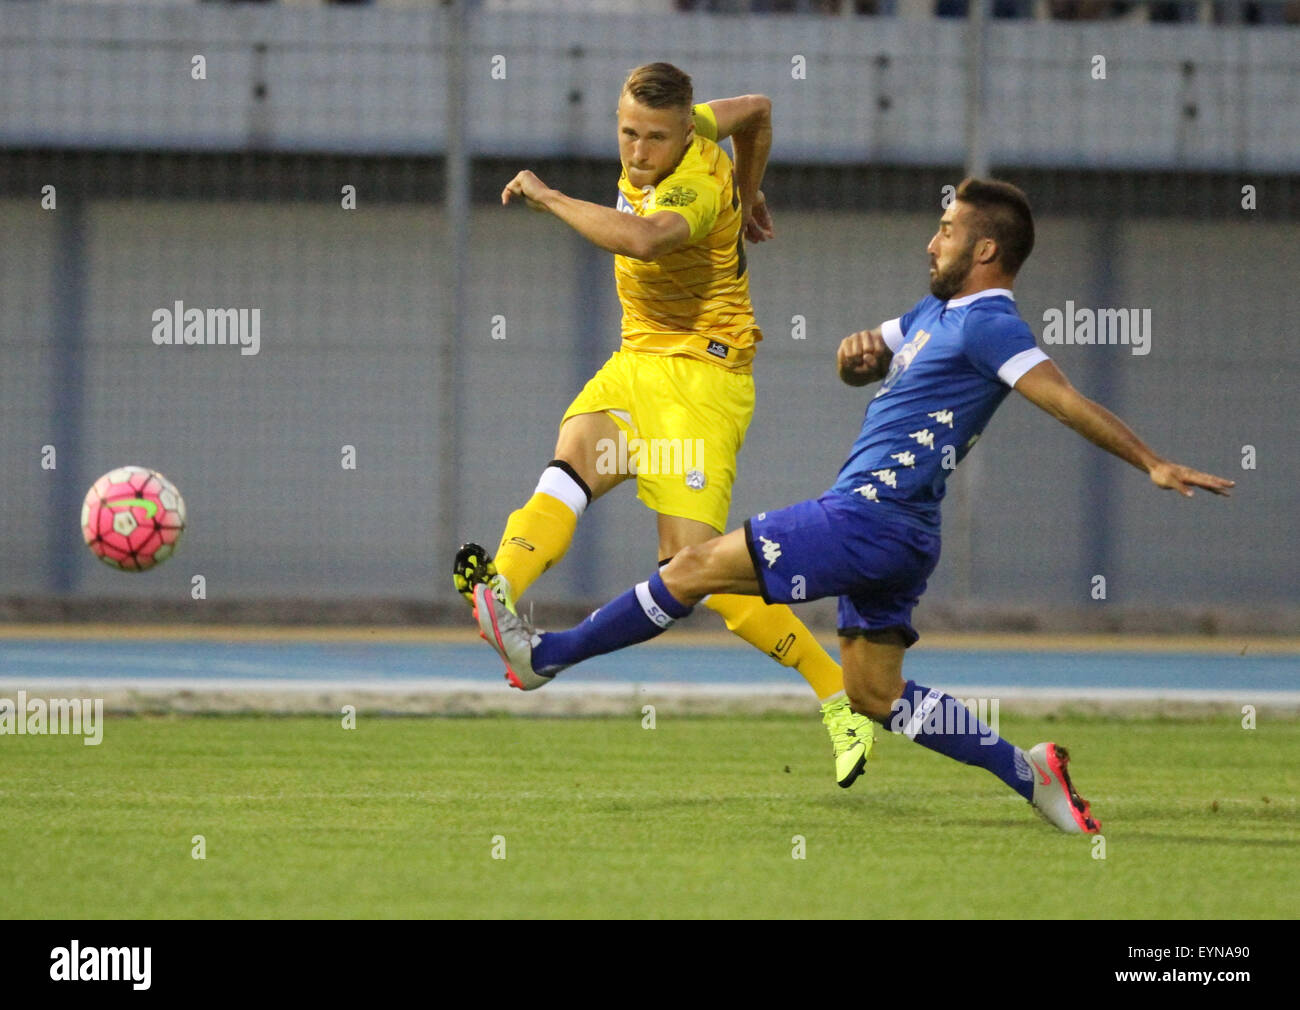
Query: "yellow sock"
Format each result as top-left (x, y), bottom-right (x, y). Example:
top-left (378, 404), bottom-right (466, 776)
top-left (704, 594), bottom-right (844, 701)
top-left (494, 492), bottom-right (578, 600)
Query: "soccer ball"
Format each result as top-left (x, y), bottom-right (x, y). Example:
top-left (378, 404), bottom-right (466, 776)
top-left (81, 466), bottom-right (187, 572)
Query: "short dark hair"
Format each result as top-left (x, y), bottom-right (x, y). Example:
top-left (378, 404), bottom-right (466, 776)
top-left (955, 177), bottom-right (1035, 276)
top-left (621, 62), bottom-right (693, 112)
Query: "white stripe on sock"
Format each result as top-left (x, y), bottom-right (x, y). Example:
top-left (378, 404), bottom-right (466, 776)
top-left (535, 465), bottom-right (588, 518)
top-left (902, 688), bottom-right (944, 740)
top-left (634, 580), bottom-right (674, 630)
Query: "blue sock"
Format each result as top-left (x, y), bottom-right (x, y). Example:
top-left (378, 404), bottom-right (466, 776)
top-left (887, 680), bottom-right (1034, 801)
top-left (532, 570), bottom-right (693, 673)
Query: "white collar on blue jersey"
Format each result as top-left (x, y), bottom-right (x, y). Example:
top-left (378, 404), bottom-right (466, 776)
top-left (946, 288), bottom-right (1015, 308)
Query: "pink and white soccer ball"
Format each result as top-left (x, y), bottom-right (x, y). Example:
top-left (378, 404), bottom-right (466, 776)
top-left (81, 466), bottom-right (187, 572)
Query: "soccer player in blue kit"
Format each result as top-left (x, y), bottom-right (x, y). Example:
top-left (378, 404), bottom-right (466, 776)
top-left (469, 178), bottom-right (1235, 833)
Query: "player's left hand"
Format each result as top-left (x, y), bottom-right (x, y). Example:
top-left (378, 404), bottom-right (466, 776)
top-left (743, 190), bottom-right (774, 243)
top-left (837, 329), bottom-right (891, 386)
top-left (501, 170), bottom-right (554, 211)
top-left (1148, 461), bottom-right (1235, 498)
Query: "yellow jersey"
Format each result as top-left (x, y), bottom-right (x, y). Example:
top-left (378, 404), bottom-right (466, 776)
top-left (613, 104), bottom-right (762, 372)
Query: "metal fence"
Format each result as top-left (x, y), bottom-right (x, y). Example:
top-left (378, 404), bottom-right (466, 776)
top-left (1, 2), bottom-right (1296, 630)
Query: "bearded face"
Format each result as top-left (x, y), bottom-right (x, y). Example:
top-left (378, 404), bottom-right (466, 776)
top-left (929, 235), bottom-right (976, 301)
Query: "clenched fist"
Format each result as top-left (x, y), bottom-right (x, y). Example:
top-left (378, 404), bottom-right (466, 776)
top-left (837, 329), bottom-right (892, 387)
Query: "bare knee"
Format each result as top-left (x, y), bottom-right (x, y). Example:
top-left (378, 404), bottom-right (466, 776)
top-left (660, 543), bottom-right (710, 604)
top-left (553, 414), bottom-right (628, 501)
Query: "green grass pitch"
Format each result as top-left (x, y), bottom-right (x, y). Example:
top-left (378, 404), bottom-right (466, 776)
top-left (3, 713), bottom-right (1296, 918)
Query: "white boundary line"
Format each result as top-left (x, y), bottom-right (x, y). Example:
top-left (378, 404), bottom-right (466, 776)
top-left (2, 624), bottom-right (1298, 653)
top-left (2, 678), bottom-right (1298, 706)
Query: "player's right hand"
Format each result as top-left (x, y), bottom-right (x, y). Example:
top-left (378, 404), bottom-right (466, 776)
top-left (743, 191), bottom-right (775, 243)
top-left (501, 170), bottom-right (553, 211)
top-left (837, 329), bottom-right (891, 387)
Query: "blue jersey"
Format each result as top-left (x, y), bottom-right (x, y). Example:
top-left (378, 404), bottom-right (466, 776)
top-left (829, 289), bottom-right (1048, 533)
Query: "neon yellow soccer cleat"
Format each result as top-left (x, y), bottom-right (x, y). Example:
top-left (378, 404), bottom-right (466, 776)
top-left (820, 694), bottom-right (874, 789)
top-left (452, 542), bottom-right (515, 614)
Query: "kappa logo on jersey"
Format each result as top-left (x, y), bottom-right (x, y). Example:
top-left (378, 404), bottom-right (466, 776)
top-left (853, 484), bottom-right (879, 501)
top-left (759, 535), bottom-right (782, 567)
top-left (909, 428), bottom-right (936, 450)
top-left (875, 328), bottom-right (933, 399)
top-left (657, 185), bottom-right (698, 207)
top-left (890, 451), bottom-right (916, 468)
top-left (616, 191), bottom-right (636, 215)
top-left (928, 408), bottom-right (955, 428)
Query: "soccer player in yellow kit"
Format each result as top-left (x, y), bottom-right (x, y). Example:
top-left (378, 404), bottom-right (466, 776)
top-left (454, 62), bottom-right (873, 788)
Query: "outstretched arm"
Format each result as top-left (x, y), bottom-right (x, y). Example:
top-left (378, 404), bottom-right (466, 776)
top-left (1015, 359), bottom-right (1235, 498)
top-left (706, 95), bottom-right (774, 243)
top-left (501, 169), bottom-right (689, 260)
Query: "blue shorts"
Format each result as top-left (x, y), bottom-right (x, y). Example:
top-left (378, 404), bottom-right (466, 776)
top-left (743, 493), bottom-right (941, 647)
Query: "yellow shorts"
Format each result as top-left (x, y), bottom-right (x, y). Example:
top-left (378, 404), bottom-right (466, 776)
top-left (561, 349), bottom-right (755, 533)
